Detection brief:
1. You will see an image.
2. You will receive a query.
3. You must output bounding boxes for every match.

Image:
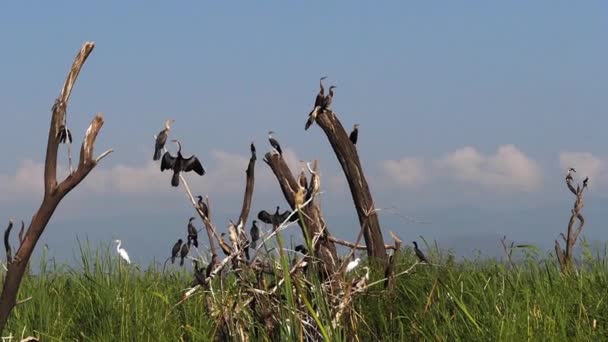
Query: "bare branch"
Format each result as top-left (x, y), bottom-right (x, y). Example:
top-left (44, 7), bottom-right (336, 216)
top-left (3, 220), bottom-right (14, 264)
top-left (328, 235), bottom-right (396, 251)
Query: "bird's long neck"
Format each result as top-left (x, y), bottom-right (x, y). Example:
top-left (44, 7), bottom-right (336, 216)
top-left (116, 241), bottom-right (121, 251)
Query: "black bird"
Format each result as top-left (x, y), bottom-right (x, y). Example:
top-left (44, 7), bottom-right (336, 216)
top-left (179, 240), bottom-right (191, 266)
top-left (171, 238), bottom-right (183, 264)
top-left (206, 254), bottom-right (218, 278)
top-left (268, 131), bottom-right (282, 155)
top-left (349, 124), bottom-right (360, 145)
top-left (187, 217), bottom-right (199, 248)
top-left (295, 244), bottom-right (308, 255)
top-left (583, 177), bottom-right (589, 188)
top-left (160, 139), bottom-right (206, 187)
top-left (196, 196), bottom-right (209, 218)
top-left (250, 142), bottom-right (257, 161)
top-left (258, 206), bottom-right (299, 227)
top-left (412, 241), bottom-right (429, 263)
top-left (57, 125), bottom-right (73, 144)
top-left (153, 119), bottom-right (174, 160)
top-left (305, 76), bottom-right (327, 130)
top-left (193, 260), bottom-right (206, 285)
top-left (321, 85), bottom-right (336, 111)
top-left (250, 220), bottom-right (260, 249)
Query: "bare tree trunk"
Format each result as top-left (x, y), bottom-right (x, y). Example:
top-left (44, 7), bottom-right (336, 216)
top-left (556, 173), bottom-right (587, 271)
top-left (313, 110), bottom-right (387, 261)
top-left (264, 153), bottom-right (338, 274)
top-left (0, 42), bottom-right (112, 332)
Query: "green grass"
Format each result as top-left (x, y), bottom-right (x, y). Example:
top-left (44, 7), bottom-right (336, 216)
top-left (2, 241), bottom-right (608, 341)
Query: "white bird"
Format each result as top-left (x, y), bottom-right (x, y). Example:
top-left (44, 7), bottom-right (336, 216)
top-left (114, 240), bottom-right (131, 264)
top-left (345, 257), bottom-right (360, 273)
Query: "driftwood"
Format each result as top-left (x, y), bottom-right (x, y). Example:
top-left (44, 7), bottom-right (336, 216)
top-left (0, 42), bottom-right (112, 332)
top-left (555, 172), bottom-right (588, 271)
top-left (312, 109), bottom-right (387, 261)
top-left (264, 152), bottom-right (338, 274)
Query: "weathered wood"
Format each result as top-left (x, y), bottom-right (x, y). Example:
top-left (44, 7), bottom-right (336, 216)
top-left (313, 110), bottom-right (387, 261)
top-left (556, 174), bottom-right (587, 271)
top-left (0, 42), bottom-right (112, 332)
top-left (264, 152), bottom-right (338, 273)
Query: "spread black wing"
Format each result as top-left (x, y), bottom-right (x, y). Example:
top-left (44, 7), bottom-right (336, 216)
top-left (182, 155), bottom-right (205, 175)
top-left (279, 210), bottom-right (299, 223)
top-left (161, 152), bottom-right (176, 171)
top-left (257, 210), bottom-right (273, 224)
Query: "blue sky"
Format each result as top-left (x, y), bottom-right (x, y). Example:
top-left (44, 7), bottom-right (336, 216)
top-left (0, 2), bottom-right (607, 265)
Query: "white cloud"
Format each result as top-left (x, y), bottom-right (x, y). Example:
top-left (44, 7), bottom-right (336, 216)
top-left (559, 151), bottom-right (604, 183)
top-left (382, 145), bottom-right (542, 192)
top-left (0, 160), bottom-right (44, 200)
top-left (437, 145), bottom-right (542, 191)
top-left (381, 158), bottom-right (427, 186)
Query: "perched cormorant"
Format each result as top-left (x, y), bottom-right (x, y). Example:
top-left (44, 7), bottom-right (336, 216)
top-left (349, 124), bottom-right (360, 145)
top-left (304, 77), bottom-right (327, 131)
top-left (315, 76), bottom-right (327, 108)
top-left (196, 195), bottom-right (209, 218)
top-left (160, 139), bottom-right (206, 187)
top-left (171, 238), bottom-right (183, 264)
top-left (179, 240), bottom-right (191, 266)
top-left (250, 142), bottom-right (257, 161)
top-left (57, 125), bottom-right (73, 144)
top-left (413, 241), bottom-right (429, 263)
top-left (193, 260), bottom-right (206, 285)
top-left (306, 162), bottom-right (320, 200)
top-left (187, 217), bottom-right (199, 248)
top-left (206, 254), bottom-right (218, 278)
top-left (583, 177), bottom-right (589, 188)
top-left (154, 119), bottom-right (174, 160)
top-left (268, 131), bottom-right (282, 155)
top-left (250, 220), bottom-right (260, 249)
top-left (321, 85), bottom-right (336, 111)
top-left (258, 207), bottom-right (298, 227)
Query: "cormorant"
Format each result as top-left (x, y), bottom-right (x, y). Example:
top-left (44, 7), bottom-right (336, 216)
top-left (304, 76), bottom-right (327, 130)
top-left (154, 119), bottom-right (174, 160)
top-left (196, 195), bottom-right (209, 218)
top-left (187, 217), bottom-right (199, 248)
top-left (206, 253), bottom-right (218, 278)
top-left (306, 162), bottom-right (320, 200)
top-left (193, 260), bottom-right (206, 285)
top-left (57, 125), bottom-right (73, 144)
top-left (268, 131), bottom-right (282, 155)
top-left (258, 207), bottom-right (298, 227)
top-left (349, 124), bottom-right (360, 145)
top-left (160, 139), bottom-right (206, 187)
top-left (583, 177), bottom-right (589, 188)
top-left (250, 142), bottom-right (257, 161)
top-left (179, 240), bottom-right (191, 266)
top-left (321, 85), bottom-right (336, 111)
top-left (171, 238), bottom-right (183, 264)
top-left (413, 241), bottom-right (429, 263)
top-left (250, 220), bottom-right (260, 249)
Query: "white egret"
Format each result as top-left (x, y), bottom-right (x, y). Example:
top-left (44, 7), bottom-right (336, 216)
top-left (345, 257), bottom-right (361, 273)
top-left (114, 239), bottom-right (131, 264)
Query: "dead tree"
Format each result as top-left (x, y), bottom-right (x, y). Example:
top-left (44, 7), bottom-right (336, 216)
top-left (311, 109), bottom-right (387, 261)
top-left (0, 42), bottom-right (112, 332)
top-left (264, 153), bottom-right (338, 274)
top-left (555, 171), bottom-right (588, 271)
